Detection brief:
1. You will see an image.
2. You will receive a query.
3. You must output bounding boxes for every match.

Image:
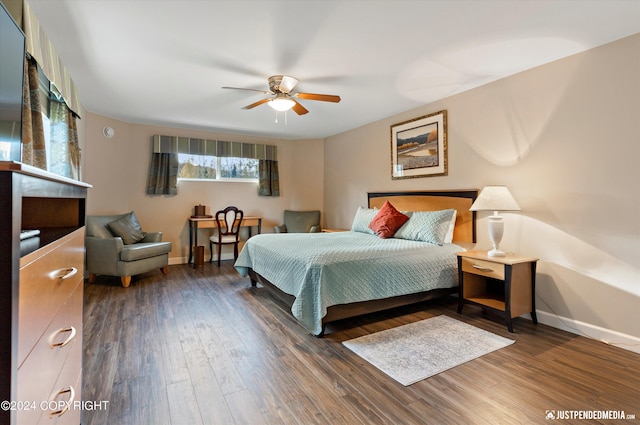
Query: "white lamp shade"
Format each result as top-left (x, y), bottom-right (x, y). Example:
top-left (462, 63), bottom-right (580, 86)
top-left (470, 186), bottom-right (521, 212)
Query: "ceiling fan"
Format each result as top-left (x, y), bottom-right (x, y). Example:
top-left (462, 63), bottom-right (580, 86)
top-left (222, 75), bottom-right (341, 115)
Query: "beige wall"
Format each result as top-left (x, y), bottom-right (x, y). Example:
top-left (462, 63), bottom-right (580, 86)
top-left (324, 35), bottom-right (640, 342)
top-left (83, 115), bottom-right (324, 263)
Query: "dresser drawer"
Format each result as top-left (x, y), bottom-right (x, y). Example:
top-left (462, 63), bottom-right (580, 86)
top-left (18, 229), bottom-right (84, 364)
top-left (39, 341), bottom-right (83, 425)
top-left (16, 280), bottom-right (82, 422)
top-left (461, 256), bottom-right (505, 280)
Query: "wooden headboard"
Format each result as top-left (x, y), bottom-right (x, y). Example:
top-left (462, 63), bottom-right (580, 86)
top-left (368, 190), bottom-right (478, 243)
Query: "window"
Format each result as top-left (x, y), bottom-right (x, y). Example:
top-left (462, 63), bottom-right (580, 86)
top-left (153, 135), bottom-right (276, 182)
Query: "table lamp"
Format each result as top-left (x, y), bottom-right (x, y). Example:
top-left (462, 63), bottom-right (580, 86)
top-left (470, 186), bottom-right (521, 257)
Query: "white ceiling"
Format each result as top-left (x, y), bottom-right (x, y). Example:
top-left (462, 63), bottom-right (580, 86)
top-left (27, 0), bottom-right (640, 140)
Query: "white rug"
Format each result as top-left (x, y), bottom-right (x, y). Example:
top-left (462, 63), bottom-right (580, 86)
top-left (342, 315), bottom-right (514, 386)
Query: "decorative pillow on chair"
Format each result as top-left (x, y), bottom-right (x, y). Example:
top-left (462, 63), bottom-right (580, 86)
top-left (393, 209), bottom-right (456, 245)
top-left (108, 211), bottom-right (146, 245)
top-left (351, 207), bottom-right (378, 234)
top-left (368, 201), bottom-right (409, 238)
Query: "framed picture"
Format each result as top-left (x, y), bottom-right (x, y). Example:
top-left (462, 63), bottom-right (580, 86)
top-left (390, 110), bottom-right (447, 179)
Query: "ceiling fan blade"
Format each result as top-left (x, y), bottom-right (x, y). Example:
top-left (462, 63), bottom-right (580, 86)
top-left (242, 98), bottom-right (271, 110)
top-left (291, 99), bottom-right (309, 115)
top-left (278, 76), bottom-right (299, 94)
top-left (295, 92), bottom-right (341, 103)
top-left (222, 86), bottom-right (270, 95)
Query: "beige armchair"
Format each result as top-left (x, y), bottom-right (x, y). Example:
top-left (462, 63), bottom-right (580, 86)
top-left (274, 210), bottom-right (321, 233)
top-left (85, 212), bottom-right (172, 287)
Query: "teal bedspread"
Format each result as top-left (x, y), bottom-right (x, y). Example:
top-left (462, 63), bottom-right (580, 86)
top-left (234, 231), bottom-right (461, 335)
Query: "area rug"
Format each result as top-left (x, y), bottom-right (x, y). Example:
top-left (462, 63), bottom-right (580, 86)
top-left (342, 315), bottom-right (514, 386)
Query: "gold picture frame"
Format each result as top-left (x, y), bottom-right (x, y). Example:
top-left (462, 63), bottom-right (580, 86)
top-left (391, 110), bottom-right (447, 179)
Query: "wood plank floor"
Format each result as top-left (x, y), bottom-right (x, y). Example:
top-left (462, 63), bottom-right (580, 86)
top-left (82, 263), bottom-right (640, 425)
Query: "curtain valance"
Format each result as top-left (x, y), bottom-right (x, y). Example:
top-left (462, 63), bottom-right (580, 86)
top-left (152, 135), bottom-right (277, 161)
top-left (9, 0), bottom-right (82, 116)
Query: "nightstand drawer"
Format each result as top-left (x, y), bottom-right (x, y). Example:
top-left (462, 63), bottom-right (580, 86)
top-left (461, 257), bottom-right (505, 280)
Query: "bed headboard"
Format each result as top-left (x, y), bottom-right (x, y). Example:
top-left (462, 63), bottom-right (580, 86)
top-left (368, 190), bottom-right (478, 243)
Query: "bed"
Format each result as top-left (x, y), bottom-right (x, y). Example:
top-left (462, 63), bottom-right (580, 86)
top-left (234, 190), bottom-right (478, 335)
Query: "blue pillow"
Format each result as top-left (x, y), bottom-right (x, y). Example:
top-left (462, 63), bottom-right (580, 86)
top-left (350, 207), bottom-right (378, 234)
top-left (393, 209), bottom-right (456, 245)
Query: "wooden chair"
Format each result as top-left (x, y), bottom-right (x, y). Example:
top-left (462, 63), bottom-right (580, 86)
top-left (209, 206), bottom-right (244, 266)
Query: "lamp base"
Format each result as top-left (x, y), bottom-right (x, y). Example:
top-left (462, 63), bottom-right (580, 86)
top-left (487, 213), bottom-right (505, 257)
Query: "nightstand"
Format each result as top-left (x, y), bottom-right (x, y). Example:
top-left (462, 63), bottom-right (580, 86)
top-left (457, 250), bottom-right (538, 332)
top-left (321, 228), bottom-right (348, 233)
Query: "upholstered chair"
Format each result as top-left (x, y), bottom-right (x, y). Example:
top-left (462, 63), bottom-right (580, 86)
top-left (85, 212), bottom-right (172, 287)
top-left (274, 210), bottom-right (321, 233)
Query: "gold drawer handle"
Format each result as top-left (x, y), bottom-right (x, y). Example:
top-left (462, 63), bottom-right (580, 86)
top-left (51, 267), bottom-right (78, 280)
top-left (49, 326), bottom-right (77, 348)
top-left (49, 386), bottom-right (75, 417)
top-left (472, 265), bottom-right (494, 272)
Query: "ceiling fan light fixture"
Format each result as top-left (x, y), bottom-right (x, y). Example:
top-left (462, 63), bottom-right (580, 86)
top-left (268, 96), bottom-right (296, 112)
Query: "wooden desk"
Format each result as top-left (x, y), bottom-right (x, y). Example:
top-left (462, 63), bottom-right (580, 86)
top-left (188, 216), bottom-right (262, 265)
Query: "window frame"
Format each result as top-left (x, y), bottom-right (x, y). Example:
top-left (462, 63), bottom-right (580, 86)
top-left (154, 135), bottom-right (277, 184)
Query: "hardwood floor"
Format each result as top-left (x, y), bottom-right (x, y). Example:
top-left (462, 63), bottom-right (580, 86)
top-left (82, 263), bottom-right (640, 425)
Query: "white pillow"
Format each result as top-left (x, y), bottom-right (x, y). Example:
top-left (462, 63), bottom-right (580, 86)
top-left (443, 209), bottom-right (457, 244)
top-left (351, 207), bottom-right (378, 234)
top-left (393, 209), bottom-right (456, 245)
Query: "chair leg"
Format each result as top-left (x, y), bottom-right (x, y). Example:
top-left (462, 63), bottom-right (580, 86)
top-left (233, 243), bottom-right (239, 261)
top-left (209, 241), bottom-right (213, 263)
top-left (217, 244), bottom-right (221, 267)
top-left (121, 276), bottom-right (131, 288)
top-left (88, 273), bottom-right (96, 283)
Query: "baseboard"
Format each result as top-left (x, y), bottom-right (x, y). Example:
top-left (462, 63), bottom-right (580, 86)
top-left (535, 310), bottom-right (640, 355)
top-left (169, 257), bottom-right (186, 265)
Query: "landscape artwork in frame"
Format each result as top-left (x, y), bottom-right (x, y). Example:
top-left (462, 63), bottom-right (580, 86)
top-left (391, 110), bottom-right (447, 179)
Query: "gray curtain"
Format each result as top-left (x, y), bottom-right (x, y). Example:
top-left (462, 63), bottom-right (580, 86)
top-left (258, 159), bottom-right (280, 197)
top-left (21, 57), bottom-right (47, 169)
top-left (146, 152), bottom-right (179, 195)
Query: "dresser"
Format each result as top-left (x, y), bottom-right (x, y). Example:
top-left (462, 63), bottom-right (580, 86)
top-left (0, 162), bottom-right (90, 425)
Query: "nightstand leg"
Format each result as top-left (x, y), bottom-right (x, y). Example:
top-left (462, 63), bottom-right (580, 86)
top-left (505, 265), bottom-right (514, 332)
top-left (531, 262), bottom-right (538, 324)
top-left (507, 318), bottom-right (514, 333)
top-left (457, 257), bottom-right (464, 314)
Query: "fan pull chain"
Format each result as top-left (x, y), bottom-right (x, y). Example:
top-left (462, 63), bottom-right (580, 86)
top-left (274, 111), bottom-right (289, 125)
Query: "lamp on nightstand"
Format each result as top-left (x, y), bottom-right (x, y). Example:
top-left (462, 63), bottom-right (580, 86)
top-left (470, 186), bottom-right (521, 257)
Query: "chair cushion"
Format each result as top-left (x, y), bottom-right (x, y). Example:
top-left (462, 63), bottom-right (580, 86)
top-left (108, 211), bottom-right (146, 245)
top-left (283, 210), bottom-right (321, 233)
top-left (120, 241), bottom-right (172, 262)
top-left (210, 235), bottom-right (239, 243)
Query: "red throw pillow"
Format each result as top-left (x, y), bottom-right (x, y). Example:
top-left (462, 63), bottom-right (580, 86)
top-left (368, 201), bottom-right (409, 238)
